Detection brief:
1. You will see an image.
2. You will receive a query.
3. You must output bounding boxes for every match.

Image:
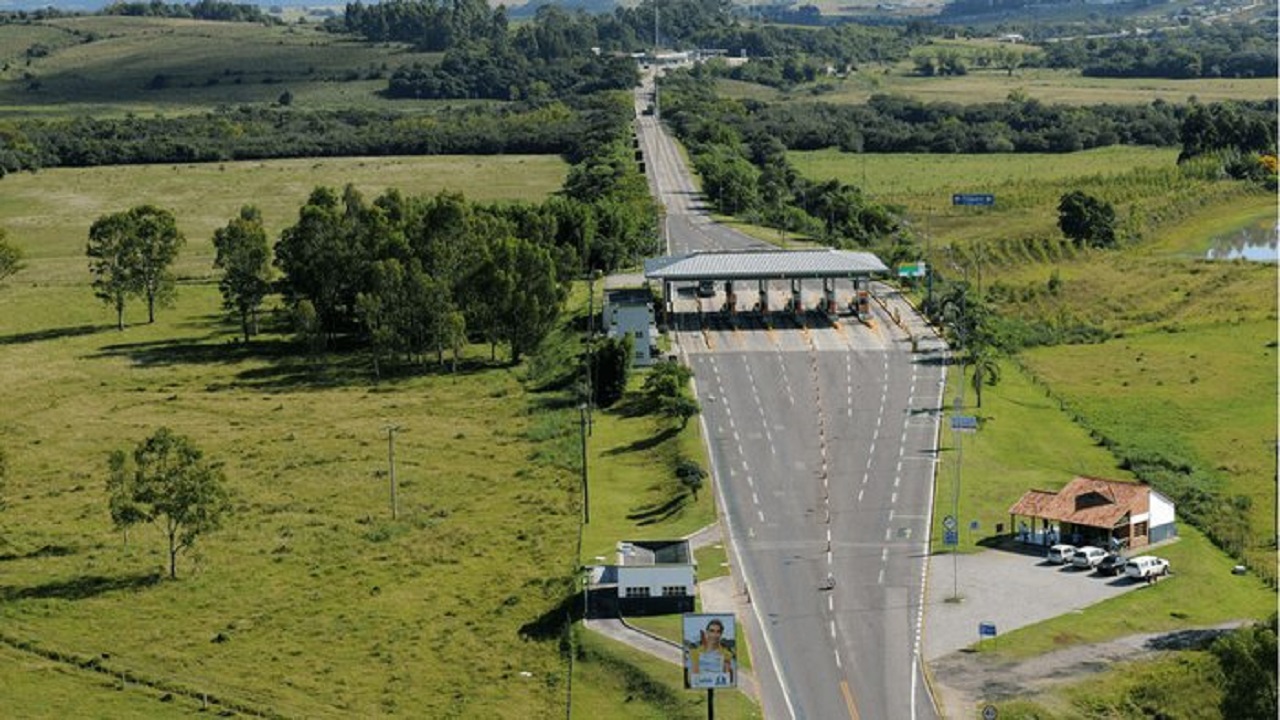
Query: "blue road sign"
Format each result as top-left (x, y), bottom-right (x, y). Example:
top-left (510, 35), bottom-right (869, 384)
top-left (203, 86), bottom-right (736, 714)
top-left (944, 529), bottom-right (959, 546)
top-left (979, 621), bottom-right (997, 637)
top-left (952, 193), bottom-right (995, 206)
top-left (951, 415), bottom-right (978, 432)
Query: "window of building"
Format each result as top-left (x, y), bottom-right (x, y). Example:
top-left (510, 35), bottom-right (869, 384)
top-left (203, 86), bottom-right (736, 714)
top-left (1134, 521), bottom-right (1148, 537)
top-left (662, 586), bottom-right (687, 597)
top-left (624, 586), bottom-right (651, 598)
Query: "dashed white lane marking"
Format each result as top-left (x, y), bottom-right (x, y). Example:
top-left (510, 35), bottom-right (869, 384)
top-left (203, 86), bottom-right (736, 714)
top-left (828, 596), bottom-right (834, 612)
top-left (752, 492), bottom-right (760, 505)
top-left (834, 650), bottom-right (842, 669)
top-left (858, 489), bottom-right (864, 502)
top-left (827, 550), bottom-right (833, 564)
top-left (878, 568), bottom-right (886, 585)
top-left (882, 548), bottom-right (889, 562)
top-left (757, 510), bottom-right (765, 522)
top-left (891, 492), bottom-right (898, 505)
top-left (830, 621), bottom-right (837, 638)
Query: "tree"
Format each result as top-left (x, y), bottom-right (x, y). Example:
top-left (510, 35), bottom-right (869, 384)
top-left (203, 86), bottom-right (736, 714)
top-left (968, 348), bottom-right (1001, 409)
top-left (661, 394), bottom-right (702, 429)
top-left (128, 205), bottom-right (185, 324)
top-left (643, 360), bottom-right (693, 404)
top-left (212, 206), bottom-right (273, 342)
top-left (1211, 615), bottom-right (1278, 720)
top-left (676, 458), bottom-right (706, 500)
top-left (0, 229), bottom-right (24, 286)
top-left (1057, 191), bottom-right (1117, 249)
top-left (107, 427), bottom-right (231, 580)
top-left (486, 235), bottom-right (563, 364)
top-left (87, 211), bottom-right (139, 329)
top-left (583, 334), bottom-right (627, 408)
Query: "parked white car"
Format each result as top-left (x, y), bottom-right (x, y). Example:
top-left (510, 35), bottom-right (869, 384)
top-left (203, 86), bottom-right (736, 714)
top-left (1124, 555), bottom-right (1170, 579)
top-left (1071, 546), bottom-right (1107, 568)
top-left (1046, 544), bottom-right (1077, 564)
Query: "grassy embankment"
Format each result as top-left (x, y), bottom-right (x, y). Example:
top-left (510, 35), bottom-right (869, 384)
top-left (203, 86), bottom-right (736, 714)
top-left (0, 16), bottom-right (455, 118)
top-left (0, 154), bottom-right (738, 718)
top-left (791, 148), bottom-right (1276, 716)
top-left (715, 44), bottom-right (1278, 107)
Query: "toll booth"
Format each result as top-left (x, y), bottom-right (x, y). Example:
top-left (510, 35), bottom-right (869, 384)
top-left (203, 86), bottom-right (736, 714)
top-left (821, 278), bottom-right (837, 319)
top-left (788, 279), bottom-right (803, 315)
top-left (853, 277), bottom-right (871, 321)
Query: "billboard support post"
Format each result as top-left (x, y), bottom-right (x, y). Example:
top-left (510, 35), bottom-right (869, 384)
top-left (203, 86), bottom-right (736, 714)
top-left (708, 688), bottom-right (715, 720)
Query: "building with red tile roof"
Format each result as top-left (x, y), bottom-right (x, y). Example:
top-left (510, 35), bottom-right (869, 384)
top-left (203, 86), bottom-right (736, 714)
top-left (1008, 476), bottom-right (1176, 550)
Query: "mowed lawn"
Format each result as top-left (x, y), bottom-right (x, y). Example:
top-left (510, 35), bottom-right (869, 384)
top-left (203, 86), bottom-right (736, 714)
top-left (0, 157), bottom-right (583, 717)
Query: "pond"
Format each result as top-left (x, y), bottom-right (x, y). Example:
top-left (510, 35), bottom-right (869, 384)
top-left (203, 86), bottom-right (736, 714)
top-left (1204, 218), bottom-right (1278, 262)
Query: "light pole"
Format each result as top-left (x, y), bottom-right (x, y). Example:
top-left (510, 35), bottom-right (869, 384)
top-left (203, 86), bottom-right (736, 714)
top-left (579, 404), bottom-right (590, 524)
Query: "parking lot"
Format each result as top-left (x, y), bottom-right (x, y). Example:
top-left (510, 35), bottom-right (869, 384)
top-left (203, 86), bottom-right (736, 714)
top-left (923, 541), bottom-right (1169, 661)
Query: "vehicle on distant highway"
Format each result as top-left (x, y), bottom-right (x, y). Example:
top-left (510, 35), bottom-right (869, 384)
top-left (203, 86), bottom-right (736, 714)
top-left (1095, 553), bottom-right (1127, 577)
top-left (1046, 544), bottom-right (1077, 564)
top-left (1124, 555), bottom-right (1170, 580)
top-left (1070, 546), bottom-right (1107, 569)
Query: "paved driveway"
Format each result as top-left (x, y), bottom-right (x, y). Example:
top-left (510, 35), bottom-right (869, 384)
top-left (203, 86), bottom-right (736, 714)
top-left (923, 542), bottom-right (1161, 661)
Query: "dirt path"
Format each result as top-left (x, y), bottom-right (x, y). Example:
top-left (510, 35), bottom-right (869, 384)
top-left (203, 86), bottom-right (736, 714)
top-left (927, 622), bottom-right (1246, 717)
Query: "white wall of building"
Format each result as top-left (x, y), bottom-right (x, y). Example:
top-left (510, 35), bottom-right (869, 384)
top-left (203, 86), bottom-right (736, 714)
top-left (1149, 490), bottom-right (1176, 527)
top-left (617, 565), bottom-right (695, 595)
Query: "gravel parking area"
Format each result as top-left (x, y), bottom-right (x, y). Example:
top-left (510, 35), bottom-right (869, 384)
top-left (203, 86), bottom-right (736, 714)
top-left (923, 541), bottom-right (1163, 661)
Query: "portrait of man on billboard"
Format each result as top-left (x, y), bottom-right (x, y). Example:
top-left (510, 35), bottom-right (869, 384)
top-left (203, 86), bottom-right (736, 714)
top-left (683, 613), bottom-right (737, 690)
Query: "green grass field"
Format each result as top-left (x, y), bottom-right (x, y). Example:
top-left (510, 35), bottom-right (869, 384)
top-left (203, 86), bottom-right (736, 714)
top-left (0, 154), bottom-right (755, 717)
top-left (0, 16), bottom-right (446, 117)
top-left (719, 61), bottom-right (1278, 106)
top-left (0, 155), bottom-right (567, 286)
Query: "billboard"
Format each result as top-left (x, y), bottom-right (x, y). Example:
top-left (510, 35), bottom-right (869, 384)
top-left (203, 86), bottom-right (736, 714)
top-left (682, 613), bottom-right (737, 690)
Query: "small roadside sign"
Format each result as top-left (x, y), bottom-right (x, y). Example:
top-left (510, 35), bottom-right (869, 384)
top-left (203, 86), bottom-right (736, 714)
top-left (952, 193), bottom-right (995, 206)
top-left (979, 621), bottom-right (997, 637)
top-left (942, 515), bottom-right (957, 531)
top-left (944, 529), bottom-right (959, 546)
top-left (897, 263), bottom-right (927, 278)
top-left (951, 415), bottom-right (978, 432)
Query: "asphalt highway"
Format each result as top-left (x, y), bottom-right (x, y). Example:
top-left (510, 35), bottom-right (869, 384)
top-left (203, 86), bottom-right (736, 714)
top-left (636, 74), bottom-right (947, 720)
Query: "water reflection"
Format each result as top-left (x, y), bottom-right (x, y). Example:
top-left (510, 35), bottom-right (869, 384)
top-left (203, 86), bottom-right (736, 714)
top-left (1205, 220), bottom-right (1278, 262)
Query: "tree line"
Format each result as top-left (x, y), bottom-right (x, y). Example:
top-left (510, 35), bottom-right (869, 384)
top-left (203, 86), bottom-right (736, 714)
top-left (1040, 21), bottom-right (1277, 80)
top-left (102, 0), bottom-right (280, 24)
top-left (663, 66), bottom-right (1276, 160)
top-left (660, 70), bottom-right (906, 261)
top-left (85, 91), bottom-right (658, 371)
top-left (0, 102), bottom-right (589, 176)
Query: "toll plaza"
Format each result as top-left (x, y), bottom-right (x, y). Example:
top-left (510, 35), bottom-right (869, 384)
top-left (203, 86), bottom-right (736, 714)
top-left (643, 249), bottom-right (889, 329)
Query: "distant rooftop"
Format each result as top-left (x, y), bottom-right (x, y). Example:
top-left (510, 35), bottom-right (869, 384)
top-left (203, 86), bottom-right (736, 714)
top-left (644, 249), bottom-right (888, 282)
top-left (616, 539), bottom-right (693, 566)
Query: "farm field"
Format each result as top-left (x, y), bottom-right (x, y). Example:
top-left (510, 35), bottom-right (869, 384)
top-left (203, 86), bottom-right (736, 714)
top-left (0, 154), bottom-right (567, 284)
top-left (718, 63), bottom-right (1278, 106)
top-left (0, 16), bottom-right (447, 117)
top-left (0, 156), bottom-right (591, 718)
top-left (0, 154), bottom-right (731, 718)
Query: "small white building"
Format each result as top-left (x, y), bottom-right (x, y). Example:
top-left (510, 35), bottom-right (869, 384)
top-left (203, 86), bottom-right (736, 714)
top-left (603, 287), bottom-right (660, 367)
top-left (587, 539), bottom-right (696, 617)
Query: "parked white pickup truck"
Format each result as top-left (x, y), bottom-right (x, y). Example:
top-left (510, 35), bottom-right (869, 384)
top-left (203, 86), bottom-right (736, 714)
top-left (1124, 555), bottom-right (1170, 579)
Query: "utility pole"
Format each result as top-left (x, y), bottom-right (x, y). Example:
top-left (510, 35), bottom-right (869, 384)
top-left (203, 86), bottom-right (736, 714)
top-left (385, 424), bottom-right (402, 520)
top-left (579, 405), bottom-right (590, 524)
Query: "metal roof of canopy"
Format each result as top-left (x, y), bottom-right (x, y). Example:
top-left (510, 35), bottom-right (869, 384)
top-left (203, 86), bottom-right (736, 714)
top-left (644, 249), bottom-right (888, 282)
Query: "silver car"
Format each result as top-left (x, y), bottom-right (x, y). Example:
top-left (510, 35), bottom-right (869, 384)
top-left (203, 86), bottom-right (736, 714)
top-left (1071, 546), bottom-right (1107, 568)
